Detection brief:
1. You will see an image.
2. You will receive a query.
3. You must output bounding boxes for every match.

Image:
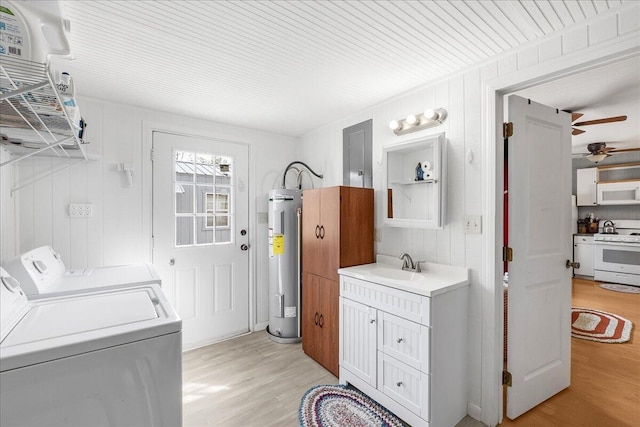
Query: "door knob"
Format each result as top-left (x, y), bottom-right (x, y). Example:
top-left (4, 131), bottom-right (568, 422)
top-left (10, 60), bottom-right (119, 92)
top-left (241, 244), bottom-right (249, 251)
top-left (566, 260), bottom-right (580, 269)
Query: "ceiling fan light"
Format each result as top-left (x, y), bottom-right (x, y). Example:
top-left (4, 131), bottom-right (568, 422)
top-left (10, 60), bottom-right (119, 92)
top-left (586, 153), bottom-right (609, 163)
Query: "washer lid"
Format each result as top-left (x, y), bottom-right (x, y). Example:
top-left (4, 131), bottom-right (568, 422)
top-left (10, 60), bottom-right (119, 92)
top-left (2, 290), bottom-right (157, 346)
top-left (1, 284), bottom-right (181, 372)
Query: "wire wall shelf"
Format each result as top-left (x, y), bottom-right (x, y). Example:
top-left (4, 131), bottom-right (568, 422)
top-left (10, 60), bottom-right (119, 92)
top-left (0, 56), bottom-right (89, 193)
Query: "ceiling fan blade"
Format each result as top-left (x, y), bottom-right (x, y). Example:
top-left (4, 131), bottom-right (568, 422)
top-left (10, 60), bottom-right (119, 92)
top-left (572, 128), bottom-right (586, 135)
top-left (573, 115), bottom-right (627, 126)
top-left (571, 113), bottom-right (584, 122)
top-left (610, 147), bottom-right (640, 153)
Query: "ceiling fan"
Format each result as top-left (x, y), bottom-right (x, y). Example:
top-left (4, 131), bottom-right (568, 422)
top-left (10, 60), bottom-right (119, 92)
top-left (579, 142), bottom-right (640, 163)
top-left (570, 112), bottom-right (627, 136)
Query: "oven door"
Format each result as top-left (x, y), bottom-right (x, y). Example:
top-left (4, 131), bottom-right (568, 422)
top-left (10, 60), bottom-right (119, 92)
top-left (594, 242), bottom-right (640, 277)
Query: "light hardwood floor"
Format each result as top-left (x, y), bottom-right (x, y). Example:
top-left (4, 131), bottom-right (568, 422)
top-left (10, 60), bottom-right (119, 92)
top-left (500, 278), bottom-right (639, 426)
top-left (182, 331), bottom-right (482, 427)
top-left (182, 278), bottom-right (638, 427)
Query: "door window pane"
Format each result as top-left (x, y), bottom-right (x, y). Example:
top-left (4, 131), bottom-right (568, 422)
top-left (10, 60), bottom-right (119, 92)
top-left (173, 149), bottom-right (234, 246)
top-left (176, 217), bottom-right (194, 246)
top-left (176, 184), bottom-right (194, 214)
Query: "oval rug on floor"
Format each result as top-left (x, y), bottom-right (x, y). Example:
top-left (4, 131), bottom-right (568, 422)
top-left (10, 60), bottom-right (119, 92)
top-left (571, 307), bottom-right (633, 343)
top-left (299, 385), bottom-right (406, 427)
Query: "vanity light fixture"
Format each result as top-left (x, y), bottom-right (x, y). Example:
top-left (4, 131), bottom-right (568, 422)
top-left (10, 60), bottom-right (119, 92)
top-left (388, 108), bottom-right (447, 136)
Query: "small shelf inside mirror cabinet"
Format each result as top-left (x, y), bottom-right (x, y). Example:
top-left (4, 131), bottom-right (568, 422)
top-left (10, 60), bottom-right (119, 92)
top-left (389, 178), bottom-right (438, 185)
top-left (384, 132), bottom-right (446, 229)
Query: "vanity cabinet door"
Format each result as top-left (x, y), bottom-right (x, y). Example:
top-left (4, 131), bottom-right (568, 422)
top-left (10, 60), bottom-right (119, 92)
top-left (339, 296), bottom-right (377, 386)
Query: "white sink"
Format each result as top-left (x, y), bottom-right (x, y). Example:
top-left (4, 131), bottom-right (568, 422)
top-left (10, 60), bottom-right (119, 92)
top-left (370, 267), bottom-right (422, 282)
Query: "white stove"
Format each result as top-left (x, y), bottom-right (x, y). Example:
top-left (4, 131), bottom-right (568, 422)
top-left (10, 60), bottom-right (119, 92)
top-left (593, 220), bottom-right (640, 286)
top-left (594, 233), bottom-right (640, 244)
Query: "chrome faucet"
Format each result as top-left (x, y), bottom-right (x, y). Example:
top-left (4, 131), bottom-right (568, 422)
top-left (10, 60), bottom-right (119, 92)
top-left (399, 253), bottom-right (414, 270)
top-left (399, 253), bottom-right (425, 272)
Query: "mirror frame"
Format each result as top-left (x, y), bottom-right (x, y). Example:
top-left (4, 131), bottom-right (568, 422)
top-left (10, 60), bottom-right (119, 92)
top-left (383, 132), bottom-right (446, 229)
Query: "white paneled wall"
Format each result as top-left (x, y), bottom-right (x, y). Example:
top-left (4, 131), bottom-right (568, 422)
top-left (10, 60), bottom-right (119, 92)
top-left (10, 97), bottom-right (298, 328)
top-left (0, 147), bottom-right (16, 263)
top-left (0, 2), bottom-right (637, 424)
top-left (297, 5), bottom-right (639, 421)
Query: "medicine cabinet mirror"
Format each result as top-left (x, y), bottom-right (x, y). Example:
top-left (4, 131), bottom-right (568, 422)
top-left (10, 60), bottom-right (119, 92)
top-left (383, 132), bottom-right (446, 229)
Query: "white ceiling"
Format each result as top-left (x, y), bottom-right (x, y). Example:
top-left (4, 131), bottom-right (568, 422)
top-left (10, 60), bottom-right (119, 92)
top-left (51, 0), bottom-right (636, 144)
top-left (515, 56), bottom-right (640, 154)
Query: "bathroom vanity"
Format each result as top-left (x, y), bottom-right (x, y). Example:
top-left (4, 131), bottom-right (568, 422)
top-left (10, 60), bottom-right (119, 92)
top-left (338, 256), bottom-right (469, 427)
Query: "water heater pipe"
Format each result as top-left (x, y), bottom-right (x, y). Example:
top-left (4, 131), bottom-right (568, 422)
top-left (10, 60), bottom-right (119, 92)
top-left (281, 161), bottom-right (323, 189)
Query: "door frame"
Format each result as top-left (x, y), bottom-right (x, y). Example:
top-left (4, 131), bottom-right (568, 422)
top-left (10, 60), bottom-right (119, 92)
top-left (141, 121), bottom-right (256, 335)
top-left (479, 44), bottom-right (640, 425)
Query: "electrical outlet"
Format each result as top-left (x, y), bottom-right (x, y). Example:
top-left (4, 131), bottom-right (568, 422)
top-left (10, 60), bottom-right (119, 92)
top-left (375, 228), bottom-right (382, 242)
top-left (464, 215), bottom-right (481, 234)
top-left (69, 204), bottom-right (93, 218)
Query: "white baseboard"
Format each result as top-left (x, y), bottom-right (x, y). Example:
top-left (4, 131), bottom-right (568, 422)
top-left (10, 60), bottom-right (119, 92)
top-left (253, 321), bottom-right (268, 331)
top-left (467, 402), bottom-right (482, 422)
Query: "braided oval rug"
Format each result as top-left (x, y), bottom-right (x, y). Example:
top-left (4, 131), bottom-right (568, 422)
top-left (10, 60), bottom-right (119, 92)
top-left (299, 385), bottom-right (406, 427)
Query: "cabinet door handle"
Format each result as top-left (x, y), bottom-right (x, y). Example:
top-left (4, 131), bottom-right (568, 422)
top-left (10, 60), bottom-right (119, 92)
top-left (314, 312), bottom-right (319, 325)
top-left (319, 314), bottom-right (324, 328)
top-left (319, 225), bottom-right (325, 239)
top-left (369, 319), bottom-right (376, 324)
top-left (396, 338), bottom-right (403, 344)
top-left (315, 225), bottom-right (320, 239)
top-left (396, 381), bottom-right (403, 387)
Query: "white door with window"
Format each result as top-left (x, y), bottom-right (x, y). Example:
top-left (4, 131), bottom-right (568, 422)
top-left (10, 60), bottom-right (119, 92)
top-left (152, 131), bottom-right (249, 350)
top-left (506, 95), bottom-right (572, 419)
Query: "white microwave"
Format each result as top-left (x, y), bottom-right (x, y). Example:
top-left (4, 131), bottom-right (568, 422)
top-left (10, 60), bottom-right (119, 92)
top-left (597, 181), bottom-right (640, 205)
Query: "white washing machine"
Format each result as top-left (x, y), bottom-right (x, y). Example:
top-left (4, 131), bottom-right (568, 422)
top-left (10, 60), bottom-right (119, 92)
top-left (3, 246), bottom-right (162, 299)
top-left (0, 268), bottom-right (182, 427)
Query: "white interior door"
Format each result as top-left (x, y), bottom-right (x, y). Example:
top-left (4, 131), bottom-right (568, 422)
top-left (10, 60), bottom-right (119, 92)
top-left (506, 95), bottom-right (572, 419)
top-left (152, 131), bottom-right (249, 350)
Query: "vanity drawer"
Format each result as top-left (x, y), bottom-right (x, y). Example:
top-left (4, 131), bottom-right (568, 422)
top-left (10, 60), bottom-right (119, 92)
top-left (378, 352), bottom-right (429, 420)
top-left (340, 276), bottom-right (430, 325)
top-left (378, 311), bottom-right (429, 373)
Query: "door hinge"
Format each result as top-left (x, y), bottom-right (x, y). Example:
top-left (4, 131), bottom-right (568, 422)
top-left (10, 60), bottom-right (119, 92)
top-left (503, 370), bottom-right (512, 387)
top-left (503, 122), bottom-right (513, 138)
top-left (502, 246), bottom-right (513, 263)
top-left (150, 149), bottom-right (154, 162)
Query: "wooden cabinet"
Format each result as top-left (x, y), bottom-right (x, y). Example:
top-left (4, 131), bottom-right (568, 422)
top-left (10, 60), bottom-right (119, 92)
top-left (302, 273), bottom-right (339, 375)
top-left (302, 186), bottom-right (374, 282)
top-left (339, 274), bottom-right (469, 427)
top-left (301, 186), bottom-right (374, 376)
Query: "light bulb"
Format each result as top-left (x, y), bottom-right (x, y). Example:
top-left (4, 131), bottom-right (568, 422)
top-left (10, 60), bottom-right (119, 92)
top-left (424, 109), bottom-right (438, 120)
top-left (406, 114), bottom-right (417, 125)
top-left (389, 120), bottom-right (400, 131)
